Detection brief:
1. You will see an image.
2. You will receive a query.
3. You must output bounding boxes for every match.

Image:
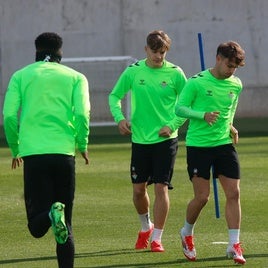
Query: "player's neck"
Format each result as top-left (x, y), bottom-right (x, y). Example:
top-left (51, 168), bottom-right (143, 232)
top-left (209, 68), bottom-right (223, 79)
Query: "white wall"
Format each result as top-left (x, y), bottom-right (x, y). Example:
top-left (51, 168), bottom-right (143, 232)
top-left (1, 0), bottom-right (267, 123)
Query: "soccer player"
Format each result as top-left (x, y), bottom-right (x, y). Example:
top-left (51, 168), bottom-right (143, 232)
top-left (175, 41), bottom-right (246, 264)
top-left (3, 32), bottom-right (90, 268)
top-left (109, 30), bottom-right (187, 252)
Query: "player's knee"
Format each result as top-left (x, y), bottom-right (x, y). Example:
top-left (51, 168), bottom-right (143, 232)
top-left (28, 223), bottom-right (47, 238)
top-left (133, 184), bottom-right (146, 198)
top-left (196, 194), bottom-right (210, 206)
top-left (227, 188), bottom-right (240, 201)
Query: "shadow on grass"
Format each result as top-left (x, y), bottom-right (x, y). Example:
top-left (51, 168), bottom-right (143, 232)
top-left (74, 249), bottom-right (268, 268)
top-left (0, 249), bottom-right (267, 267)
top-left (0, 255), bottom-right (56, 265)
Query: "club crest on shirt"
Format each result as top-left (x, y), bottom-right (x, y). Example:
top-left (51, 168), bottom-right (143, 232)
top-left (229, 92), bottom-right (234, 99)
top-left (160, 81), bottom-right (168, 87)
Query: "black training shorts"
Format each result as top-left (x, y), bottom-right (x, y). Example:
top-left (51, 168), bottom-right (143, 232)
top-left (130, 138), bottom-right (178, 187)
top-left (23, 154), bottom-right (75, 230)
top-left (186, 144), bottom-right (240, 180)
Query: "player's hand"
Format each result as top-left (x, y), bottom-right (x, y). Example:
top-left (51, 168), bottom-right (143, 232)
top-left (204, 111), bottom-right (220, 125)
top-left (159, 126), bottom-right (172, 137)
top-left (81, 151), bottom-right (89, 165)
top-left (11, 157), bottom-right (23, 169)
top-left (230, 125), bottom-right (239, 144)
top-left (118, 119), bottom-right (131, 136)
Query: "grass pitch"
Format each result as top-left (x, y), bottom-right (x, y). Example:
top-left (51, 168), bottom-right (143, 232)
top-left (0, 136), bottom-right (268, 267)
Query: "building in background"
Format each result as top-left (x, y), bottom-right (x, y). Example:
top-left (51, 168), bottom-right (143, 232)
top-left (0, 0), bottom-right (267, 130)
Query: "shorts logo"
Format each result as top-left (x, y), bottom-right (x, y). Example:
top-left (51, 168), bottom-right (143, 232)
top-left (131, 166), bottom-right (137, 180)
top-left (193, 168), bottom-right (198, 175)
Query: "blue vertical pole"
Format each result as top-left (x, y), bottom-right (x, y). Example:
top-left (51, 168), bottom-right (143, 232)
top-left (198, 33), bottom-right (206, 71)
top-left (197, 33), bottom-right (220, 218)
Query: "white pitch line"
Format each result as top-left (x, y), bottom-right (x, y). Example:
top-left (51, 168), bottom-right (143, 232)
top-left (212, 241), bottom-right (228, 244)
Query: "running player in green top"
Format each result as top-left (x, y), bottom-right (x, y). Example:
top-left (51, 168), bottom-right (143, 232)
top-left (175, 41), bottom-right (246, 264)
top-left (3, 32), bottom-right (90, 268)
top-left (109, 30), bottom-right (187, 252)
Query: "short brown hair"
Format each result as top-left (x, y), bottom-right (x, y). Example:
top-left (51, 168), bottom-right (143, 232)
top-left (146, 30), bottom-right (171, 51)
top-left (217, 41), bottom-right (245, 66)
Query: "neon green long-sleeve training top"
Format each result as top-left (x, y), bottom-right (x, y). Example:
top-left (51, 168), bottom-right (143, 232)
top-left (175, 69), bottom-right (243, 147)
top-left (3, 61), bottom-right (90, 157)
top-left (109, 59), bottom-right (187, 144)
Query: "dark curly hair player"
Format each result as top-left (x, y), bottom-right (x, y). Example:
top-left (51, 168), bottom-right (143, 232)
top-left (3, 32), bottom-right (90, 268)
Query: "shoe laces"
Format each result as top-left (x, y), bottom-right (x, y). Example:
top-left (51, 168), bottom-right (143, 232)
top-left (185, 236), bottom-right (194, 251)
top-left (138, 233), bottom-right (145, 241)
top-left (233, 242), bottom-right (243, 255)
top-left (137, 231), bottom-right (149, 243)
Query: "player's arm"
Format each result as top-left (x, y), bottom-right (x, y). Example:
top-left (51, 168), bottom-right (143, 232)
top-left (108, 70), bottom-right (131, 123)
top-left (175, 81), bottom-right (219, 125)
top-left (229, 93), bottom-right (240, 144)
top-left (11, 158), bottom-right (23, 169)
top-left (230, 124), bottom-right (239, 144)
top-left (108, 92), bottom-right (126, 124)
top-left (228, 82), bottom-right (243, 144)
top-left (73, 74), bottom-right (90, 164)
top-left (166, 69), bottom-right (188, 131)
top-left (118, 119), bottom-right (131, 135)
top-left (109, 69), bottom-right (132, 135)
top-left (3, 74), bottom-right (21, 159)
top-left (175, 81), bottom-right (205, 120)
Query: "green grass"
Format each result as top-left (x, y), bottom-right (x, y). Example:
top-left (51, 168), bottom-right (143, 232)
top-left (0, 137), bottom-right (268, 267)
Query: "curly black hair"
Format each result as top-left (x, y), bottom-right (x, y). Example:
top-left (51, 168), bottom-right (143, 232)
top-left (35, 32), bottom-right (63, 62)
top-left (35, 32), bottom-right (62, 51)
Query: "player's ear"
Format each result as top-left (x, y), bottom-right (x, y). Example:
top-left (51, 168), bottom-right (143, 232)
top-left (145, 45), bottom-right (151, 53)
top-left (216, 54), bottom-right (223, 62)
